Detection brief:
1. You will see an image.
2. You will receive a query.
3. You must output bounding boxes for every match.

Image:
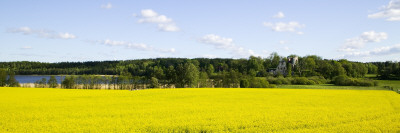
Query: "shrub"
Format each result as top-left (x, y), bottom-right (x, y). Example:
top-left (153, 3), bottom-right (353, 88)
top-left (308, 76), bottom-right (327, 84)
top-left (292, 77), bottom-right (309, 85)
top-left (278, 77), bottom-right (291, 84)
top-left (267, 77), bottom-right (292, 85)
top-left (332, 75), bottom-right (347, 86)
top-left (306, 80), bottom-right (316, 85)
top-left (249, 78), bottom-right (269, 88)
top-left (240, 79), bottom-right (250, 88)
top-left (332, 75), bottom-right (377, 87)
top-left (150, 77), bottom-right (159, 88)
top-left (268, 84), bottom-right (277, 88)
top-left (266, 76), bottom-right (325, 85)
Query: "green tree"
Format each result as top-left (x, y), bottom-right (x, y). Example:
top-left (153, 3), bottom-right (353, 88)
top-left (248, 56), bottom-right (263, 73)
top-left (184, 63), bottom-right (199, 88)
top-left (152, 66), bottom-right (165, 80)
top-left (198, 72), bottom-right (209, 88)
top-left (269, 52), bottom-right (281, 68)
top-left (48, 76), bottom-right (58, 88)
top-left (286, 63), bottom-right (292, 77)
top-left (150, 77), bottom-right (159, 88)
top-left (7, 72), bottom-right (20, 87)
top-left (317, 61), bottom-right (333, 79)
top-left (166, 65), bottom-right (177, 87)
top-left (206, 64), bottom-right (214, 76)
top-left (305, 57), bottom-right (316, 72)
top-left (367, 63), bottom-right (378, 74)
top-left (62, 76), bottom-right (75, 89)
top-left (249, 78), bottom-right (269, 88)
top-left (226, 70), bottom-right (240, 88)
top-left (332, 61), bottom-right (346, 77)
top-left (0, 69), bottom-right (7, 87)
top-left (39, 78), bottom-right (47, 88)
top-left (175, 64), bottom-right (185, 88)
top-left (104, 76), bottom-right (112, 89)
top-left (240, 79), bottom-right (249, 88)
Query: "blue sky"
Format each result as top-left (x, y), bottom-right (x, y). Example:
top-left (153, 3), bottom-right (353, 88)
top-left (1, 0), bottom-right (400, 62)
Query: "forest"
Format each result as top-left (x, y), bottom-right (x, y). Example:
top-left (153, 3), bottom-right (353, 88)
top-left (0, 53), bottom-right (399, 89)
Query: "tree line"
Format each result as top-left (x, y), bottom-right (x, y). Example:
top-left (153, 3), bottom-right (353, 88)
top-left (372, 61), bottom-right (400, 80)
top-left (1, 53), bottom-right (396, 89)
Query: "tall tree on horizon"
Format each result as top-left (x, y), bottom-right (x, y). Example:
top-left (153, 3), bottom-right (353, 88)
top-left (48, 76), bottom-right (58, 88)
top-left (7, 71), bottom-right (20, 87)
top-left (0, 69), bottom-right (7, 87)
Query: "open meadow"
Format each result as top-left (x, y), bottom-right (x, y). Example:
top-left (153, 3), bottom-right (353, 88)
top-left (1, 87), bottom-right (400, 132)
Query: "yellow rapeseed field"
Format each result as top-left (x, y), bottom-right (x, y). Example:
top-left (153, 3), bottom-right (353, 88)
top-left (0, 87), bottom-right (400, 132)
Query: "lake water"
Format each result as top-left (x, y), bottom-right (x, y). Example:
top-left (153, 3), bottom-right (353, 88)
top-left (15, 75), bottom-right (65, 84)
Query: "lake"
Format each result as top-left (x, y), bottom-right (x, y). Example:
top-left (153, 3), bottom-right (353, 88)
top-left (15, 75), bottom-right (65, 84)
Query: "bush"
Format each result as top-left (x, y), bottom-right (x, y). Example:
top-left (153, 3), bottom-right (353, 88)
top-left (308, 76), bottom-right (327, 84)
top-left (150, 77), bottom-right (159, 88)
top-left (267, 76), bottom-right (291, 85)
top-left (62, 76), bottom-right (75, 89)
top-left (240, 79), bottom-right (249, 88)
top-left (332, 75), bottom-right (377, 87)
top-left (373, 81), bottom-right (379, 86)
top-left (292, 77), bottom-right (309, 85)
top-left (268, 84), bottom-right (277, 88)
top-left (306, 80), bottom-right (316, 85)
top-left (249, 78), bottom-right (269, 88)
top-left (267, 76), bottom-right (326, 85)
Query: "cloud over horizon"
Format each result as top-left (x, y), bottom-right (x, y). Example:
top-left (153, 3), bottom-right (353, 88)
top-left (199, 34), bottom-right (257, 58)
top-left (341, 44), bottom-right (400, 58)
top-left (101, 3), bottom-right (113, 9)
top-left (8, 27), bottom-right (77, 39)
top-left (263, 22), bottom-right (305, 35)
top-left (368, 0), bottom-right (400, 21)
top-left (100, 39), bottom-right (176, 53)
top-left (135, 9), bottom-right (180, 32)
top-left (273, 12), bottom-right (285, 18)
top-left (340, 31), bottom-right (388, 52)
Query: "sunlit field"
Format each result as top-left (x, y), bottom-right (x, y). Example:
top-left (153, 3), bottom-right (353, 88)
top-left (1, 87), bottom-right (400, 132)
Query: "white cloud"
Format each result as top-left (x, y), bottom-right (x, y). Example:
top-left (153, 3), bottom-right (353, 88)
top-left (101, 3), bottom-right (112, 9)
top-left (342, 44), bottom-right (400, 58)
top-left (273, 12), bottom-right (285, 18)
top-left (20, 46), bottom-right (32, 50)
top-left (163, 48), bottom-right (176, 53)
top-left (135, 9), bottom-right (179, 32)
top-left (199, 34), bottom-right (234, 49)
top-left (368, 0), bottom-right (400, 21)
top-left (263, 21), bottom-right (305, 34)
top-left (58, 33), bottom-right (77, 39)
top-left (283, 46), bottom-right (290, 51)
top-left (158, 23), bottom-right (179, 32)
top-left (360, 31), bottom-right (388, 42)
top-left (370, 44), bottom-right (400, 55)
top-left (141, 9), bottom-right (158, 18)
top-left (100, 39), bottom-right (176, 53)
top-left (279, 40), bottom-right (287, 44)
top-left (340, 31), bottom-right (388, 51)
top-left (199, 34), bottom-right (257, 58)
top-left (202, 54), bottom-right (217, 58)
top-left (12, 27), bottom-right (33, 34)
top-left (8, 27), bottom-right (77, 39)
top-left (103, 39), bottom-right (151, 51)
top-left (296, 31), bottom-right (304, 35)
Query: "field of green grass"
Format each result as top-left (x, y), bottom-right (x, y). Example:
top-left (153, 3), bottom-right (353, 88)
top-left (1, 87), bottom-right (400, 132)
top-left (278, 84), bottom-right (383, 90)
top-left (279, 80), bottom-right (400, 91)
